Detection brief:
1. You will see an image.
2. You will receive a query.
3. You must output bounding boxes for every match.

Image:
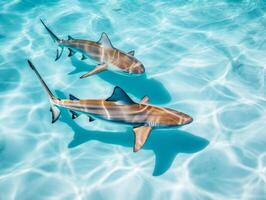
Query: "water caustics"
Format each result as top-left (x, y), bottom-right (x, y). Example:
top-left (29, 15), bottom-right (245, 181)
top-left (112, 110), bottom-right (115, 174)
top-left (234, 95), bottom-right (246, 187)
top-left (1, 0), bottom-right (266, 200)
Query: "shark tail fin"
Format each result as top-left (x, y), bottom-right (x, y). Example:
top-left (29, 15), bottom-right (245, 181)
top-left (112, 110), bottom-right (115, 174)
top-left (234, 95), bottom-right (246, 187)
top-left (40, 19), bottom-right (64, 61)
top-left (55, 47), bottom-right (64, 61)
top-left (27, 60), bottom-right (61, 123)
top-left (40, 19), bottom-right (60, 43)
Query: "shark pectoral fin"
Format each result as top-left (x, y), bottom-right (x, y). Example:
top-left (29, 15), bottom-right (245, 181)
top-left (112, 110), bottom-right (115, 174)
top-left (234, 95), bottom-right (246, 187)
top-left (133, 126), bottom-right (152, 152)
top-left (97, 32), bottom-right (113, 48)
top-left (70, 110), bottom-right (79, 119)
top-left (140, 96), bottom-right (149, 104)
top-left (68, 48), bottom-right (76, 57)
top-left (50, 105), bottom-right (61, 123)
top-left (55, 47), bottom-right (64, 61)
top-left (80, 64), bottom-right (108, 79)
top-left (128, 50), bottom-right (135, 56)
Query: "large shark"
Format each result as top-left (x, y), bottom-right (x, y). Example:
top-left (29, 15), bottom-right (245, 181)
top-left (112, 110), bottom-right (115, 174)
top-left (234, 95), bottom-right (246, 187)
top-left (40, 19), bottom-right (145, 78)
top-left (27, 60), bottom-right (193, 152)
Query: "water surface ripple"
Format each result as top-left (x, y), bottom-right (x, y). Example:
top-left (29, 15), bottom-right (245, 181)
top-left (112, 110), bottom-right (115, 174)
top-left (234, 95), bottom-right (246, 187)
top-left (0, 0), bottom-right (266, 199)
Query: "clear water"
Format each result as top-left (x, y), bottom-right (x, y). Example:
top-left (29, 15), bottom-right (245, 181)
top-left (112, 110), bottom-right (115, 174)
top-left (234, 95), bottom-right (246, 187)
top-left (1, 0), bottom-right (266, 199)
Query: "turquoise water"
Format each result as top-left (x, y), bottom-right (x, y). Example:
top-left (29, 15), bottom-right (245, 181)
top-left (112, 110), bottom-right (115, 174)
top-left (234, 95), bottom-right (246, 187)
top-left (1, 0), bottom-right (266, 199)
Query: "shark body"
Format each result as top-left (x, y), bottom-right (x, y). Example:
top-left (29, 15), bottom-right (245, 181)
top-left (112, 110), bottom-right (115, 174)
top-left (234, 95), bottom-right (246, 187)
top-left (40, 19), bottom-right (145, 78)
top-left (27, 60), bottom-right (193, 152)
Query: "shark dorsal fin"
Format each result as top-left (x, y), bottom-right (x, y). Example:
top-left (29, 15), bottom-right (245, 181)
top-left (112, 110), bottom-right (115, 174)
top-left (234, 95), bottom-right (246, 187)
top-left (128, 50), bottom-right (135, 56)
top-left (106, 86), bottom-right (135, 105)
top-left (140, 96), bottom-right (149, 104)
top-left (69, 94), bottom-right (79, 101)
top-left (98, 32), bottom-right (113, 48)
top-left (68, 35), bottom-right (74, 40)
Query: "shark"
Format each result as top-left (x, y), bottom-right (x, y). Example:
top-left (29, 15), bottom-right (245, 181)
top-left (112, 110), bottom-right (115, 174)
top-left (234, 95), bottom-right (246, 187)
top-left (27, 60), bottom-right (193, 152)
top-left (40, 19), bottom-right (145, 78)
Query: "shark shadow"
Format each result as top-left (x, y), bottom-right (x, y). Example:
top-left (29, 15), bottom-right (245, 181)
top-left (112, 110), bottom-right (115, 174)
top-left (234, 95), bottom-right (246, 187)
top-left (69, 57), bottom-right (171, 104)
top-left (55, 91), bottom-right (209, 176)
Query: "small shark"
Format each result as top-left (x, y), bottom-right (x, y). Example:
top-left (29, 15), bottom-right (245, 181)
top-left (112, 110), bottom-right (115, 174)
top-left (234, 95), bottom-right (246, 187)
top-left (40, 19), bottom-right (145, 78)
top-left (27, 60), bottom-right (193, 152)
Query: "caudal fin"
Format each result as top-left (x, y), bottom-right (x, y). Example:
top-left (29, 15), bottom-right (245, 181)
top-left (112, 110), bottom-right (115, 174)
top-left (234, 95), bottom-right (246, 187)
top-left (40, 19), bottom-right (64, 61)
top-left (27, 60), bottom-right (61, 123)
top-left (40, 19), bottom-right (60, 43)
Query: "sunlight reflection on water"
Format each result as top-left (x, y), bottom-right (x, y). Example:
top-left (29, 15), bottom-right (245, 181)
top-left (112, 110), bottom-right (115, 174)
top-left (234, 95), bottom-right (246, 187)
top-left (0, 0), bottom-right (266, 199)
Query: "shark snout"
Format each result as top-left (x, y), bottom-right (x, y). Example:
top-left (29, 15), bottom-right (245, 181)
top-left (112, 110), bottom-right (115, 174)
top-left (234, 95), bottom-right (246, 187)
top-left (130, 63), bottom-right (145, 74)
top-left (174, 112), bottom-right (193, 125)
top-left (139, 64), bottom-right (145, 73)
top-left (184, 116), bottom-right (193, 124)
